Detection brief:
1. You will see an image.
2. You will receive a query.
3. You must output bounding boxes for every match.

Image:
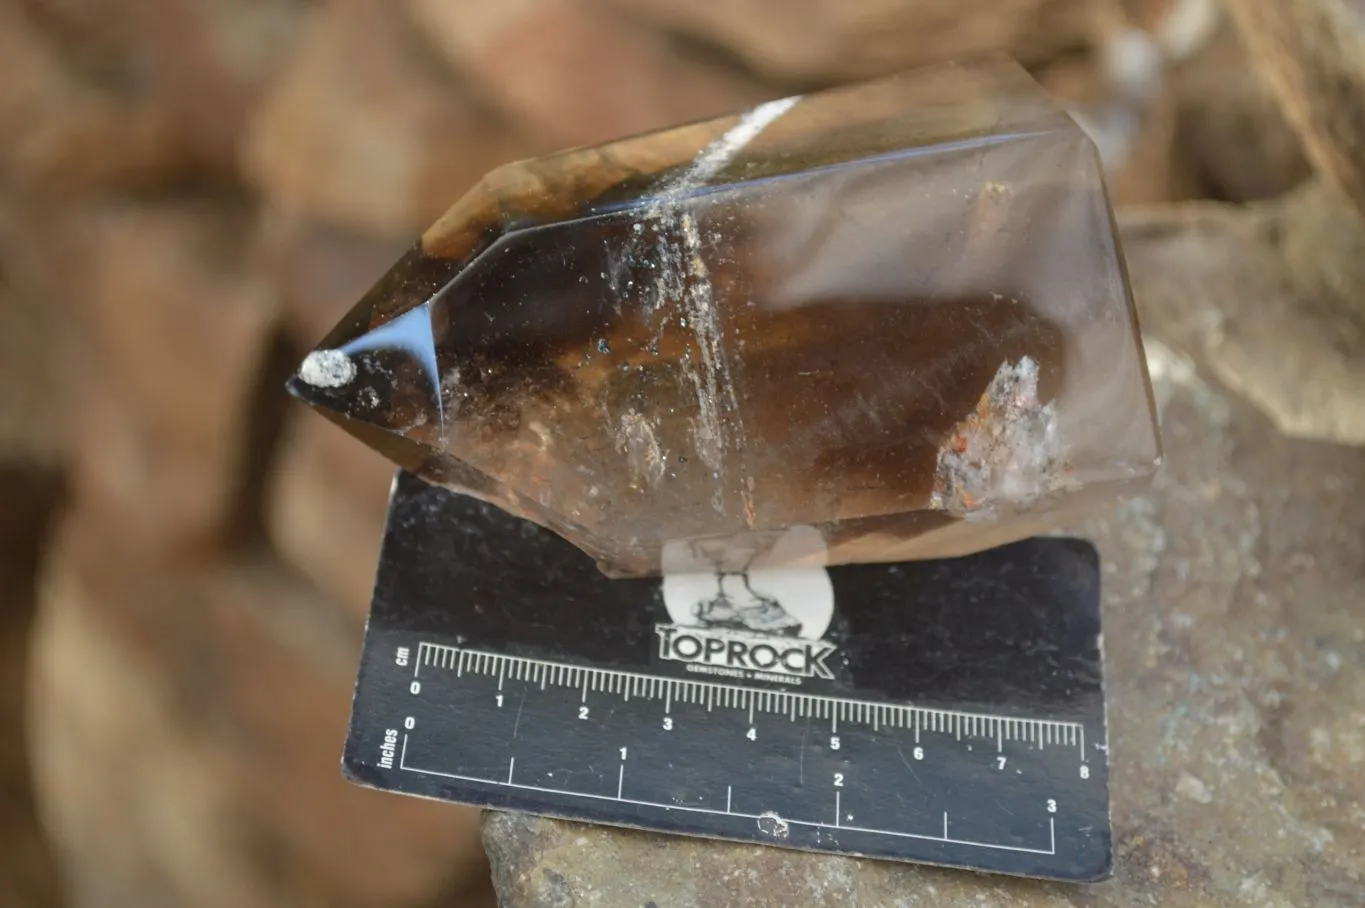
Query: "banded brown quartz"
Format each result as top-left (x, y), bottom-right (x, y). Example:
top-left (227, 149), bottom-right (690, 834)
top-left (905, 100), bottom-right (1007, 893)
top-left (288, 56), bottom-right (1160, 577)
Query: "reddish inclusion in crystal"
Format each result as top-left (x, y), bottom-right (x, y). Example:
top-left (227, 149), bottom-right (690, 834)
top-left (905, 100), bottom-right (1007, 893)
top-left (288, 56), bottom-right (1160, 577)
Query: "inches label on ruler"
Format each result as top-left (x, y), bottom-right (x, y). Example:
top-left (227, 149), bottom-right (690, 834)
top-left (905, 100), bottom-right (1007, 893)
top-left (343, 472), bottom-right (1113, 882)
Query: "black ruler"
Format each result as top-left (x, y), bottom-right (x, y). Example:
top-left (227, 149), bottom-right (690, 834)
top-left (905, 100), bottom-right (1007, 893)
top-left (344, 472), bottom-right (1112, 881)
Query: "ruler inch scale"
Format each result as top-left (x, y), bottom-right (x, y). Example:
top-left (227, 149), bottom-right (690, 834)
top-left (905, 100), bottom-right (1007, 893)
top-left (344, 471), bottom-right (1113, 882)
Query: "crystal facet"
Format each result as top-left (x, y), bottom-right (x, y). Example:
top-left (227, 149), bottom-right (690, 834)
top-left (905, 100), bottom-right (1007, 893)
top-left (288, 56), bottom-right (1161, 577)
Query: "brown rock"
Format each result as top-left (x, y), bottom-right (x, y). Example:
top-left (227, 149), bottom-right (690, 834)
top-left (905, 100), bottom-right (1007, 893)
top-left (131, 0), bottom-right (309, 170)
top-left (30, 512), bottom-right (489, 907)
top-left (0, 206), bottom-right (71, 907)
top-left (17, 0), bottom-right (305, 177)
top-left (1223, 0), bottom-right (1365, 218)
top-left (256, 212), bottom-right (411, 347)
top-left (70, 200), bottom-right (280, 549)
top-left (1039, 38), bottom-right (1199, 206)
top-left (242, 0), bottom-right (531, 238)
top-left (15, 0), bottom-right (142, 83)
top-left (1170, 23), bottom-right (1311, 202)
top-left (0, 3), bottom-right (191, 191)
top-left (1120, 183), bottom-right (1365, 446)
top-left (268, 414), bottom-right (396, 623)
top-left (409, 0), bottom-right (770, 148)
top-left (0, 207), bottom-right (69, 467)
top-left (601, 0), bottom-right (1119, 82)
top-left (1041, 2), bottom-right (1307, 204)
top-left (0, 468), bottom-right (65, 908)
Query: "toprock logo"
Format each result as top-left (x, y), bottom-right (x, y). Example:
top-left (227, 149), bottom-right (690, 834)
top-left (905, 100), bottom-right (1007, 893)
top-left (658, 538), bottom-right (838, 683)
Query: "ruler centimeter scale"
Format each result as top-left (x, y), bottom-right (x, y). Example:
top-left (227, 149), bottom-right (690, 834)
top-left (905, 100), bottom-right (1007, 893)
top-left (388, 642), bottom-right (1086, 856)
top-left (414, 643), bottom-right (1087, 754)
top-left (345, 472), bottom-right (1113, 881)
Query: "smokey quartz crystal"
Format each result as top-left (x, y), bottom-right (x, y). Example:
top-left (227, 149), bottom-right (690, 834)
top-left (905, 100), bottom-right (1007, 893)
top-left (288, 56), bottom-right (1160, 577)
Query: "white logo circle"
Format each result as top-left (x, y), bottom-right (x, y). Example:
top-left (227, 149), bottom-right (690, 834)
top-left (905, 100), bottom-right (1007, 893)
top-left (661, 567), bottom-right (835, 640)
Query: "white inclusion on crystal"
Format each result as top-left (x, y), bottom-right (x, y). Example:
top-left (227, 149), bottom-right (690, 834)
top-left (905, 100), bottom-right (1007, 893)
top-left (616, 409), bottom-right (667, 486)
top-left (686, 97), bottom-right (799, 185)
top-left (930, 356), bottom-right (1063, 520)
top-left (298, 349), bottom-right (356, 388)
top-left (635, 96), bottom-right (799, 506)
top-left (339, 302), bottom-right (444, 431)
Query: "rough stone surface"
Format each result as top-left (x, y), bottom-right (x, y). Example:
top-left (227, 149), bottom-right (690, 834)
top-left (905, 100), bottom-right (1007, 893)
top-left (409, 0), bottom-right (769, 148)
top-left (478, 203), bottom-right (1365, 907)
top-left (30, 511), bottom-right (491, 908)
top-left (602, 0), bottom-right (1117, 81)
top-left (1121, 184), bottom-right (1365, 446)
top-left (1170, 22), bottom-right (1311, 202)
top-left (69, 200), bottom-right (282, 549)
top-left (1038, 33), bottom-right (1201, 206)
top-left (0, 278), bottom-right (67, 907)
top-left (255, 212), bottom-right (410, 346)
top-left (242, 0), bottom-right (532, 238)
top-left (1223, 0), bottom-right (1365, 219)
top-left (0, 207), bottom-right (68, 466)
top-left (0, 468), bottom-right (64, 908)
top-left (0, 3), bottom-right (190, 191)
top-left (121, 0), bottom-right (307, 171)
top-left (268, 415), bottom-right (396, 622)
top-left (6, 0), bottom-right (304, 186)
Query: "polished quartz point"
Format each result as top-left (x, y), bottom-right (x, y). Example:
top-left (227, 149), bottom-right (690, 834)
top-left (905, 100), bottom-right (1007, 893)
top-left (288, 56), bottom-right (1160, 578)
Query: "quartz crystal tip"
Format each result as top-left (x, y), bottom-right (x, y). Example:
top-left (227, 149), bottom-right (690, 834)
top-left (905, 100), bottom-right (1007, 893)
top-left (289, 55), bottom-right (1161, 578)
top-left (287, 300), bottom-right (452, 475)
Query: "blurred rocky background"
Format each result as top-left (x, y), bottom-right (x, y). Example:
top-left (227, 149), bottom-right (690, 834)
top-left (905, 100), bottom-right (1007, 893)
top-left (0, 0), bottom-right (1361, 906)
